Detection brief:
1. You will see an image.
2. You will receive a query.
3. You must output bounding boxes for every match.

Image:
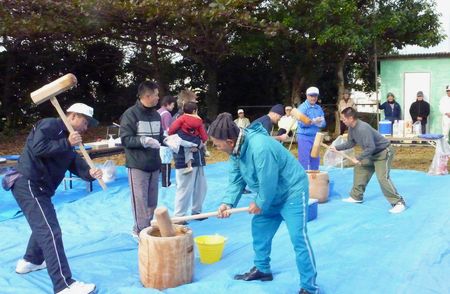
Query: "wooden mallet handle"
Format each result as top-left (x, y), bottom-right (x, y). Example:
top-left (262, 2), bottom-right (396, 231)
top-left (150, 207), bottom-right (249, 227)
top-left (50, 98), bottom-right (107, 190)
top-left (30, 74), bottom-right (106, 190)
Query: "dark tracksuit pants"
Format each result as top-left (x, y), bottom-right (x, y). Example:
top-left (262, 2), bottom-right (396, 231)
top-left (160, 163), bottom-right (172, 187)
top-left (12, 176), bottom-right (74, 293)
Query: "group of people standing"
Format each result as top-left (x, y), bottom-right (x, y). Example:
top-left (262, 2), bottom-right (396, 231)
top-left (12, 81), bottom-right (450, 294)
top-left (377, 87), bottom-right (450, 139)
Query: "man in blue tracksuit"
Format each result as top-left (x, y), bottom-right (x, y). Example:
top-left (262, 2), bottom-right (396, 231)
top-left (209, 113), bottom-right (319, 294)
top-left (297, 86), bottom-right (326, 170)
top-left (7, 103), bottom-right (102, 294)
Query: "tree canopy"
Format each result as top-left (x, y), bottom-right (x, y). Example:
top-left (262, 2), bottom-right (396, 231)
top-left (0, 0), bottom-right (445, 132)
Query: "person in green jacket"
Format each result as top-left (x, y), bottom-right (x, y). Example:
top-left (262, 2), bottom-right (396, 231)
top-left (209, 113), bottom-right (319, 294)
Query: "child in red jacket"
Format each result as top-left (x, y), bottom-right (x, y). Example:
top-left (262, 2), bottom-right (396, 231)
top-left (168, 102), bottom-right (208, 173)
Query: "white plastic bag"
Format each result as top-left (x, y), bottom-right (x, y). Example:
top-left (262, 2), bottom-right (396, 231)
top-left (413, 121), bottom-right (422, 136)
top-left (163, 134), bottom-right (183, 153)
top-left (159, 146), bottom-right (173, 164)
top-left (101, 160), bottom-right (116, 183)
top-left (323, 135), bottom-right (355, 168)
top-left (428, 138), bottom-right (450, 175)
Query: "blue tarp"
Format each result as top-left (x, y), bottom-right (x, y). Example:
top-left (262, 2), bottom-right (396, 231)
top-left (0, 162), bottom-right (449, 294)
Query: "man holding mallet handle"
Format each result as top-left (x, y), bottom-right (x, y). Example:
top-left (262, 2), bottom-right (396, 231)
top-left (3, 74), bottom-right (102, 294)
top-left (329, 107), bottom-right (406, 214)
top-left (210, 113), bottom-right (319, 294)
top-left (8, 102), bottom-right (102, 294)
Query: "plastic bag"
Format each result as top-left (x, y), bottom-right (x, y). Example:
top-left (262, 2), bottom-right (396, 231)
top-left (412, 121), bottom-right (422, 136)
top-left (428, 138), bottom-right (450, 175)
top-left (159, 146), bottom-right (173, 164)
top-left (323, 135), bottom-right (355, 168)
top-left (101, 160), bottom-right (116, 183)
top-left (163, 134), bottom-right (183, 153)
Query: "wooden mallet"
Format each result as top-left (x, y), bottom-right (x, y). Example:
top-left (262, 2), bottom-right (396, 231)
top-left (151, 206), bottom-right (249, 229)
top-left (30, 74), bottom-right (107, 190)
top-left (310, 132), bottom-right (355, 162)
top-left (154, 207), bottom-right (177, 237)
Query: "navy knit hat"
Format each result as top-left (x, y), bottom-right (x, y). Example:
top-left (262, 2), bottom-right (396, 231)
top-left (208, 112), bottom-right (240, 140)
top-left (270, 104), bottom-right (284, 116)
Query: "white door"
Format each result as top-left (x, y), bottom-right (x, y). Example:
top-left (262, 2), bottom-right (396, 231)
top-left (403, 72), bottom-right (431, 122)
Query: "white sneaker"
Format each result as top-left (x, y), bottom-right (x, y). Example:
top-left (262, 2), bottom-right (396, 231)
top-left (389, 202), bottom-right (406, 214)
top-left (15, 259), bottom-right (46, 274)
top-left (342, 196), bottom-right (363, 203)
top-left (57, 281), bottom-right (96, 294)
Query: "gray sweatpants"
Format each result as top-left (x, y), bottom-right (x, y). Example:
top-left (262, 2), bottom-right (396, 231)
top-left (128, 168), bottom-right (159, 233)
top-left (350, 146), bottom-right (404, 205)
top-left (174, 166), bottom-right (207, 217)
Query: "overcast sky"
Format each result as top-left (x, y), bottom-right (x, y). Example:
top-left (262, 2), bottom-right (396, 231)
top-left (400, 0), bottom-right (450, 54)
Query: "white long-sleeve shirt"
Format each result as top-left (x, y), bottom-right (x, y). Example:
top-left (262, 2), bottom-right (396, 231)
top-left (439, 95), bottom-right (450, 122)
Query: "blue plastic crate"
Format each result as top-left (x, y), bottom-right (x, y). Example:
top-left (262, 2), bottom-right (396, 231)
top-left (308, 199), bottom-right (318, 222)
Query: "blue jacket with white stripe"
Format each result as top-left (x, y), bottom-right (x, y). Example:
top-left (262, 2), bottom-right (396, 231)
top-left (16, 118), bottom-right (93, 197)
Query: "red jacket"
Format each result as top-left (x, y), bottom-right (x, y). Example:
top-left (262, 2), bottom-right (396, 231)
top-left (168, 114), bottom-right (208, 142)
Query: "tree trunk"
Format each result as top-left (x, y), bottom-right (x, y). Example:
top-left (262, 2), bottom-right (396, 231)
top-left (204, 65), bottom-right (218, 120)
top-left (334, 56), bottom-right (347, 137)
top-left (290, 65), bottom-right (304, 106)
top-left (1, 36), bottom-right (15, 130)
top-left (150, 34), bottom-right (166, 97)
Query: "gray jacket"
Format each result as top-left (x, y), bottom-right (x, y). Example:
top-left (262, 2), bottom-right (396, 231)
top-left (120, 100), bottom-right (164, 172)
top-left (335, 120), bottom-right (390, 161)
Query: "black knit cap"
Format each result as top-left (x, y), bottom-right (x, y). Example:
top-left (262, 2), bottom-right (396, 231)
top-left (208, 112), bottom-right (240, 140)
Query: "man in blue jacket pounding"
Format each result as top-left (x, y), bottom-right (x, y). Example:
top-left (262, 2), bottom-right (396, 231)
top-left (9, 103), bottom-right (103, 294)
top-left (209, 113), bottom-right (319, 294)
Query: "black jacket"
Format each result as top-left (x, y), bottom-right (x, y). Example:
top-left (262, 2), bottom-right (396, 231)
top-left (172, 131), bottom-right (206, 169)
top-left (409, 100), bottom-right (430, 124)
top-left (16, 118), bottom-right (93, 197)
top-left (120, 100), bottom-right (163, 172)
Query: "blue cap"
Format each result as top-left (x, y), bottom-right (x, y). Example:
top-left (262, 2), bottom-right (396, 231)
top-left (270, 104), bottom-right (284, 116)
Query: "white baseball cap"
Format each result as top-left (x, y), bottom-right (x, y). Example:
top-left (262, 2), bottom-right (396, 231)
top-left (306, 87), bottom-right (319, 96)
top-left (66, 103), bottom-right (98, 127)
top-left (446, 85), bottom-right (450, 91)
top-left (237, 109), bottom-right (244, 114)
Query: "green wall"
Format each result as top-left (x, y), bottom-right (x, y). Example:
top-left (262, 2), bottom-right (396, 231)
top-left (380, 57), bottom-right (450, 134)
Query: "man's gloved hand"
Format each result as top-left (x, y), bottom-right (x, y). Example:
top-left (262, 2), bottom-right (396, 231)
top-left (140, 136), bottom-right (161, 149)
top-left (312, 116), bottom-right (324, 126)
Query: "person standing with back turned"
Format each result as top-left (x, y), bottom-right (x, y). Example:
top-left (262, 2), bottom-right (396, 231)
top-left (120, 81), bottom-right (164, 238)
top-left (158, 95), bottom-right (177, 187)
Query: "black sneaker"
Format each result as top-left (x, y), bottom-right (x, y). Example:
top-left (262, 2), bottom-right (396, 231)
top-left (299, 289), bottom-right (311, 294)
top-left (234, 266), bottom-right (273, 281)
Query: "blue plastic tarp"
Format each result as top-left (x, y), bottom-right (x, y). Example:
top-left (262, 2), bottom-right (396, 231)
top-left (0, 162), bottom-right (449, 294)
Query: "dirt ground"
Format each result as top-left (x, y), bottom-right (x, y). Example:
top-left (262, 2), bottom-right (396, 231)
top-left (0, 126), bottom-right (443, 172)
